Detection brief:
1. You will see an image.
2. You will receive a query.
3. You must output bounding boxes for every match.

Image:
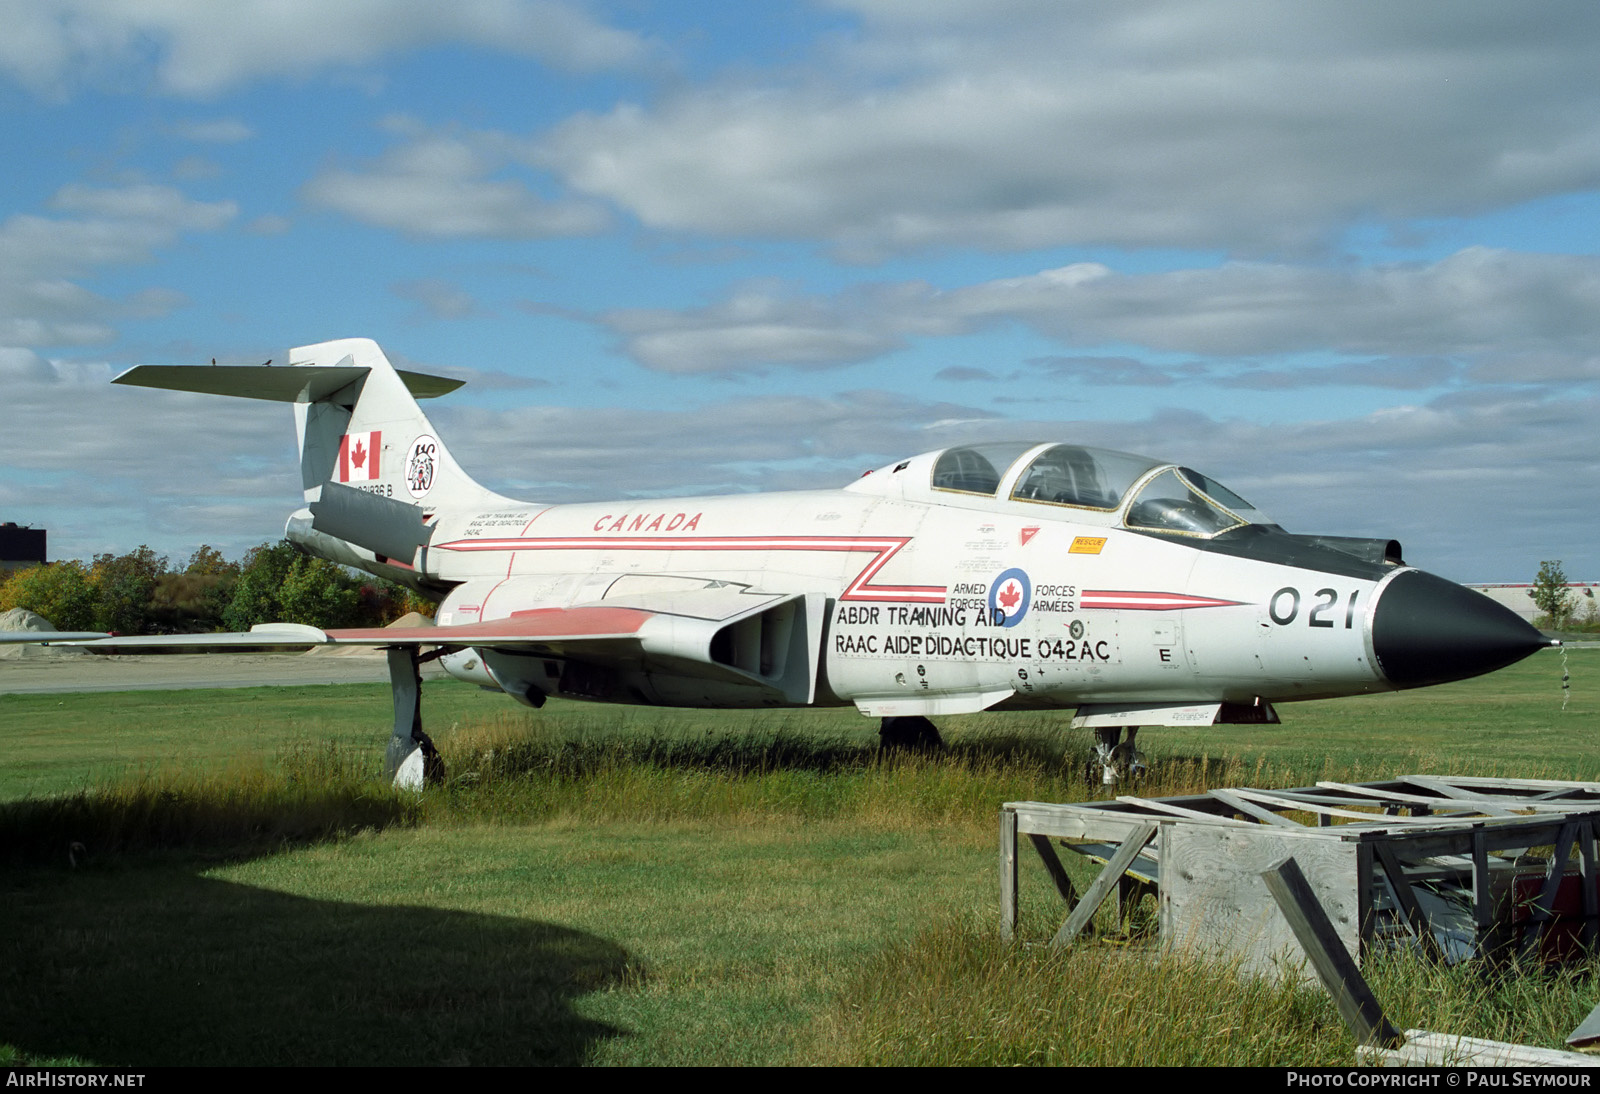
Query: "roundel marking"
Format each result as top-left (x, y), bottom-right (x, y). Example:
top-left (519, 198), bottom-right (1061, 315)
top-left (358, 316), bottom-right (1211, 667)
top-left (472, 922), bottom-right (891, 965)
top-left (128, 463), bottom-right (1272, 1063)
top-left (988, 568), bottom-right (1031, 628)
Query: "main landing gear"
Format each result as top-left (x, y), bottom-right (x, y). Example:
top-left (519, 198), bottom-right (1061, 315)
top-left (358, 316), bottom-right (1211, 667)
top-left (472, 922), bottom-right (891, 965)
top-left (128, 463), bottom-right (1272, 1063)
top-left (878, 715), bottom-right (945, 751)
top-left (385, 646), bottom-right (447, 789)
top-left (1087, 726), bottom-right (1146, 787)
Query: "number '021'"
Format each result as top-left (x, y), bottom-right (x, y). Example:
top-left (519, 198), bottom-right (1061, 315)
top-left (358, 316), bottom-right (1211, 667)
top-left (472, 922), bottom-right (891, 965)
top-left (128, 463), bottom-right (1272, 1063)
top-left (1269, 588), bottom-right (1359, 628)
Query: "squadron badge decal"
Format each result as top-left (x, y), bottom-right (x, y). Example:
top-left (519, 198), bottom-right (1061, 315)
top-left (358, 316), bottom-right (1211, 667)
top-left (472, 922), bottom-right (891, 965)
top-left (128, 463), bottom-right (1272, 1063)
top-left (405, 434), bottom-right (438, 498)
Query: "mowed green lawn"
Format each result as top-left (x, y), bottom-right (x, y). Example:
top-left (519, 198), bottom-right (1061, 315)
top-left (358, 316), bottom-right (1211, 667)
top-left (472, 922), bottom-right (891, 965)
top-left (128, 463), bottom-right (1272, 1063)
top-left (0, 647), bottom-right (1595, 1066)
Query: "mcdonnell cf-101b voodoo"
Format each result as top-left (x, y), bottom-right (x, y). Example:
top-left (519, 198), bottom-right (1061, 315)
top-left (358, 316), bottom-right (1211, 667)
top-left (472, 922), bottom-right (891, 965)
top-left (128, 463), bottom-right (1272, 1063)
top-left (9, 338), bottom-right (1552, 785)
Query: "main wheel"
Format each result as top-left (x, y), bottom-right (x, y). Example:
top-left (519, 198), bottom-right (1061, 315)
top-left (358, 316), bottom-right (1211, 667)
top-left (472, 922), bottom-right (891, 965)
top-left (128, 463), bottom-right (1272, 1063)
top-left (1110, 742), bottom-right (1147, 781)
top-left (879, 715), bottom-right (944, 751)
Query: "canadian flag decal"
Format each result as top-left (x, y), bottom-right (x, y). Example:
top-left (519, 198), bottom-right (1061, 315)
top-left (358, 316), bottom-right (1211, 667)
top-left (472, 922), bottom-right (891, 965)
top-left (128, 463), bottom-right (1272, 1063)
top-left (338, 431), bottom-right (381, 482)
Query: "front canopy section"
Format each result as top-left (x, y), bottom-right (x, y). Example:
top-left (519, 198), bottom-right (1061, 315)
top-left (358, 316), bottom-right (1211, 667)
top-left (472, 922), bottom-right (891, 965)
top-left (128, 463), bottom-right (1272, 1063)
top-left (867, 441), bottom-right (1276, 540)
top-left (1123, 466), bottom-right (1275, 539)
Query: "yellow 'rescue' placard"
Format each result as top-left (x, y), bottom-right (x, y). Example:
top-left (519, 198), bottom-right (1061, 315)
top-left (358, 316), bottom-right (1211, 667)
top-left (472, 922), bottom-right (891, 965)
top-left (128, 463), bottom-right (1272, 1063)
top-left (1069, 537), bottom-right (1106, 555)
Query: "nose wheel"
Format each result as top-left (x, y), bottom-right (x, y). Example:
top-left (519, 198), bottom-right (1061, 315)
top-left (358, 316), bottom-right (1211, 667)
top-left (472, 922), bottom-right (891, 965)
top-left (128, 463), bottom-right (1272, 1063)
top-left (1086, 726), bottom-right (1145, 786)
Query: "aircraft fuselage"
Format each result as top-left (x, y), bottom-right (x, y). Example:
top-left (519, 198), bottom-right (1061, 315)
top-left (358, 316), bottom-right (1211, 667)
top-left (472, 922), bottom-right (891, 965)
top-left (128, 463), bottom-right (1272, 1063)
top-left (329, 480), bottom-right (1469, 718)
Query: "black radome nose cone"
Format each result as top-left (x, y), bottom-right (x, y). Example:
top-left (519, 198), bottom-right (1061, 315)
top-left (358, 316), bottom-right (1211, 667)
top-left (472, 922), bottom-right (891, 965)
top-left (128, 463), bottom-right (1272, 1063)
top-left (1372, 570), bottom-right (1551, 689)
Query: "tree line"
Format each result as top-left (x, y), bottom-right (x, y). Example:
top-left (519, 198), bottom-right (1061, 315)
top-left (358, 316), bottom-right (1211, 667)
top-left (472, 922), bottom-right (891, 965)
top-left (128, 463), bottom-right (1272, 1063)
top-left (0, 542), bottom-right (432, 635)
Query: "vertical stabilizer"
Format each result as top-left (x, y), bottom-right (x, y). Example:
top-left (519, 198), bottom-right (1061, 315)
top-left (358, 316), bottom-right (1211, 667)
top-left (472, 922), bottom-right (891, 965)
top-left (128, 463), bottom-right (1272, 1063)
top-left (113, 337), bottom-right (501, 576)
top-left (290, 338), bottom-right (489, 508)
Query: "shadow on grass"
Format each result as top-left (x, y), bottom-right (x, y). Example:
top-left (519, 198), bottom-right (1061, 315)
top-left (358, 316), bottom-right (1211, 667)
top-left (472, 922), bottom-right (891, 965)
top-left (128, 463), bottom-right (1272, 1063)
top-left (0, 783), bottom-right (418, 868)
top-left (0, 860), bottom-right (638, 1066)
top-left (0, 776), bottom-right (636, 1066)
top-left (459, 727), bottom-right (1082, 781)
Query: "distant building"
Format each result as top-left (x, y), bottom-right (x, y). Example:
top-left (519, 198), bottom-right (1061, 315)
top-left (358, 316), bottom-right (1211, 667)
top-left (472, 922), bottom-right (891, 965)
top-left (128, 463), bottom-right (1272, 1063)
top-left (1466, 581), bottom-right (1598, 625)
top-left (0, 522), bottom-right (47, 574)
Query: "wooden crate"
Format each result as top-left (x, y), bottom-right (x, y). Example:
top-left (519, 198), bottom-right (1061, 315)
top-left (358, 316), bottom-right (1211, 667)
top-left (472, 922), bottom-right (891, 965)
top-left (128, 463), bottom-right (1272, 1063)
top-left (1000, 776), bottom-right (1600, 978)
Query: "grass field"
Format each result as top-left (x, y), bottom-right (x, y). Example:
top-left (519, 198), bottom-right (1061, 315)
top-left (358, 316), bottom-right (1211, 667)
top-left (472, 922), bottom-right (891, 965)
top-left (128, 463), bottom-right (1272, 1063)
top-left (0, 647), bottom-right (1595, 1066)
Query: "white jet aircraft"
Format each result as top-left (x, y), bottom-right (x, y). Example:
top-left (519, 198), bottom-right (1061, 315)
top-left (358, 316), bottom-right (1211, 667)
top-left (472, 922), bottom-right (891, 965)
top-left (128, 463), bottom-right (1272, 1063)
top-left (9, 338), bottom-right (1553, 786)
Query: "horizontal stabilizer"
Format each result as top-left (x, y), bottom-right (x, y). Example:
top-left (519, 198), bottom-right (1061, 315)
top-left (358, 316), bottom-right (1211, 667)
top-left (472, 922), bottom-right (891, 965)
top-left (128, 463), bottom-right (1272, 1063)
top-left (113, 364), bottom-right (464, 403)
top-left (310, 480), bottom-right (435, 562)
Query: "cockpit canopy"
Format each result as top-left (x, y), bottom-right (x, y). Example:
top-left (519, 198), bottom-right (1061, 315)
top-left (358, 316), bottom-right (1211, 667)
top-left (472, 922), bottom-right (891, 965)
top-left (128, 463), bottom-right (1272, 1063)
top-left (923, 441), bottom-right (1274, 538)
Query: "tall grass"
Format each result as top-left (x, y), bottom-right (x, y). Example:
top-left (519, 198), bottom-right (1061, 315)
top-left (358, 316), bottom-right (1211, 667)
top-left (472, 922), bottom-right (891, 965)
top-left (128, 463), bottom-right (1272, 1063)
top-left (422, 713), bottom-right (1110, 831)
top-left (805, 920), bottom-right (1339, 1066)
top-left (803, 919), bottom-right (1600, 1066)
top-left (14, 702), bottom-right (1586, 867)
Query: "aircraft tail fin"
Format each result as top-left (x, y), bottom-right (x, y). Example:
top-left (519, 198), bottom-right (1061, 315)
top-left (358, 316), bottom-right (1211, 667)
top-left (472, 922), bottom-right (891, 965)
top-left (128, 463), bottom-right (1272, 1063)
top-left (280, 337), bottom-right (488, 507)
top-left (114, 337), bottom-right (501, 568)
top-left (115, 337), bottom-right (491, 507)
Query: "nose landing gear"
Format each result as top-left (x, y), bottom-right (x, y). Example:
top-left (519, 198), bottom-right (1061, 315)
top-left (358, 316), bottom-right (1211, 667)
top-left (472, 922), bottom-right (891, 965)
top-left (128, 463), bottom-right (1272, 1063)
top-left (1086, 726), bottom-right (1146, 786)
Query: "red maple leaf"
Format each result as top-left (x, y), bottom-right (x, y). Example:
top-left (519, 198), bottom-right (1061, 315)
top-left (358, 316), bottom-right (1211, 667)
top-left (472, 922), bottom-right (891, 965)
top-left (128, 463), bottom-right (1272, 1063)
top-left (352, 440), bottom-right (366, 469)
top-left (997, 582), bottom-right (1021, 611)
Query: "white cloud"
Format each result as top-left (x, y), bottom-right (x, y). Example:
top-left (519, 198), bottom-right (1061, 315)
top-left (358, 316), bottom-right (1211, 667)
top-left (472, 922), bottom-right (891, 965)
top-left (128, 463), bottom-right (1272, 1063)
top-left (592, 249), bottom-right (1600, 381)
top-left (277, 3), bottom-right (1600, 264)
top-left (0, 183), bottom-right (235, 346)
top-left (950, 249), bottom-right (1600, 357)
top-left (244, 214), bottom-right (293, 236)
top-left (540, 1), bottom-right (1600, 258)
top-left (1466, 353), bottom-right (1600, 385)
top-left (1027, 356), bottom-right (1180, 388)
top-left (303, 124), bottom-right (609, 239)
top-left (3, 358), bottom-right (298, 560)
top-left (0, 346), bottom-right (56, 382)
top-left (166, 118), bottom-right (254, 143)
top-left (437, 389), bottom-right (998, 500)
top-left (995, 390), bottom-right (1597, 579)
top-left (1213, 358), bottom-right (1458, 391)
top-left (57, 181), bottom-right (231, 224)
top-left (170, 156), bottom-right (221, 181)
top-left (601, 283), bottom-right (902, 372)
top-left (391, 278), bottom-right (484, 321)
top-left (0, 0), bottom-right (660, 98)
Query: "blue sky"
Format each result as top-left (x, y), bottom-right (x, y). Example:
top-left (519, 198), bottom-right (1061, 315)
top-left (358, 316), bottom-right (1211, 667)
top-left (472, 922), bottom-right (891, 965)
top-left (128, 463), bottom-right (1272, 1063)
top-left (2, 0), bottom-right (1596, 583)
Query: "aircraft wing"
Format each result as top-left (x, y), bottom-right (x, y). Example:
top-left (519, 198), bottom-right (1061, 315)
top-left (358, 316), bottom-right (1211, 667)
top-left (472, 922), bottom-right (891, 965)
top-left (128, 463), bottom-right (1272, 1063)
top-left (22, 605), bottom-right (652, 652)
top-left (8, 587), bottom-right (825, 705)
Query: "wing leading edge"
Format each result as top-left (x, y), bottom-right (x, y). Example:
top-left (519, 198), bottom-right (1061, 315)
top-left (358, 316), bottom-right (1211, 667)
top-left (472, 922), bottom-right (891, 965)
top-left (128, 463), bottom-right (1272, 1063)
top-left (10, 604), bottom-right (659, 652)
top-left (12, 590), bottom-right (826, 708)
